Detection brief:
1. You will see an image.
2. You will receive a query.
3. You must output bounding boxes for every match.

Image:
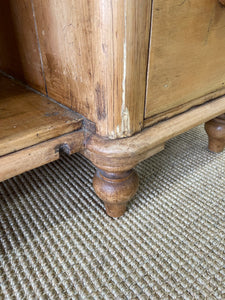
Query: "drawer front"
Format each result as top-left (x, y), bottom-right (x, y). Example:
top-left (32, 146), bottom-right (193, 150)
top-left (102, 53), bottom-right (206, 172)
top-left (145, 0), bottom-right (225, 120)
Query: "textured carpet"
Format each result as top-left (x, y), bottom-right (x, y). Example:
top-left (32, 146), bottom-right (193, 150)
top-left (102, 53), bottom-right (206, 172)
top-left (0, 125), bottom-right (225, 299)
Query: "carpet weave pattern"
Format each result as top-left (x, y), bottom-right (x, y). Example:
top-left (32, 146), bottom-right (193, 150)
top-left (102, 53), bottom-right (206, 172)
top-left (0, 125), bottom-right (225, 299)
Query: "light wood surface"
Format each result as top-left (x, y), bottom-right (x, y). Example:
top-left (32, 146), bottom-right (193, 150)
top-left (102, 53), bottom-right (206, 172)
top-left (1, 0), bottom-right (225, 141)
top-left (107, 0), bottom-right (151, 138)
top-left (0, 76), bottom-right (83, 156)
top-left (145, 0), bottom-right (225, 120)
top-left (0, 1), bottom-right (45, 92)
top-left (0, 130), bottom-right (84, 182)
top-left (32, 0), bottom-right (151, 138)
top-left (85, 96), bottom-right (225, 173)
top-left (32, 0), bottom-right (102, 111)
top-left (144, 89), bottom-right (225, 128)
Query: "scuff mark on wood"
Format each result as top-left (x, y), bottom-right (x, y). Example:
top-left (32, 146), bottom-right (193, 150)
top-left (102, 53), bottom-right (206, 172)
top-left (121, 106), bottom-right (130, 136)
top-left (95, 82), bottom-right (106, 120)
top-left (120, 0), bottom-right (130, 137)
top-left (205, 12), bottom-right (214, 45)
top-left (177, 0), bottom-right (188, 7)
top-left (122, 0), bottom-right (127, 119)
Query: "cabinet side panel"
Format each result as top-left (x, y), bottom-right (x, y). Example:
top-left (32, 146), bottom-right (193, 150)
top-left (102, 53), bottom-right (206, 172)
top-left (32, 0), bottom-right (114, 135)
top-left (0, 0), bottom-right (46, 93)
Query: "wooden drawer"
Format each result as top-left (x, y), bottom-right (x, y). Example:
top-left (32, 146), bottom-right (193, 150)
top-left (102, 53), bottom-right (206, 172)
top-left (145, 0), bottom-right (225, 121)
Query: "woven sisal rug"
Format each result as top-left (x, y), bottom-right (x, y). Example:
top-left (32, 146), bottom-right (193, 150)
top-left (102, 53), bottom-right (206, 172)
top-left (0, 125), bottom-right (225, 299)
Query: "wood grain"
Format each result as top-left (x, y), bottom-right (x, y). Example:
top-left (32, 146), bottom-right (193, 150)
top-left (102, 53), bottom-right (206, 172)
top-left (84, 95), bottom-right (225, 173)
top-left (32, 0), bottom-right (151, 138)
top-left (107, 0), bottom-right (151, 138)
top-left (144, 89), bottom-right (225, 128)
top-left (145, 0), bottom-right (225, 119)
top-left (0, 130), bottom-right (84, 182)
top-left (32, 0), bottom-right (104, 111)
top-left (0, 75), bottom-right (83, 156)
top-left (93, 168), bottom-right (139, 218)
top-left (0, 0), bottom-right (45, 92)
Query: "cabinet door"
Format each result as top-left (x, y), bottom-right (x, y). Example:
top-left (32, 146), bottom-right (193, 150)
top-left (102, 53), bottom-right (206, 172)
top-left (145, 0), bottom-right (225, 120)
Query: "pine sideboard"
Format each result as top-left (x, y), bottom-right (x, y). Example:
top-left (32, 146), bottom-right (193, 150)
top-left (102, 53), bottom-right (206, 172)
top-left (1, 0), bottom-right (225, 217)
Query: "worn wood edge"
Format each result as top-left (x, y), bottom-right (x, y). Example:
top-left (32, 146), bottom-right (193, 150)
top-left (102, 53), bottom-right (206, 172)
top-left (0, 130), bottom-right (84, 182)
top-left (84, 96), bottom-right (225, 171)
top-left (144, 88), bottom-right (225, 127)
top-left (83, 144), bottom-right (164, 172)
top-left (0, 120), bottom-right (83, 157)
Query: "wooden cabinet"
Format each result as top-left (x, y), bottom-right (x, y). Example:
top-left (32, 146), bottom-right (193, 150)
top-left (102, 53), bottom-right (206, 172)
top-left (1, 0), bottom-right (225, 217)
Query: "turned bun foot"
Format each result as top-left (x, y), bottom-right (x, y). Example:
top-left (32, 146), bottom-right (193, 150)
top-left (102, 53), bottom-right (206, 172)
top-left (93, 169), bottom-right (139, 218)
top-left (205, 114), bottom-right (225, 153)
